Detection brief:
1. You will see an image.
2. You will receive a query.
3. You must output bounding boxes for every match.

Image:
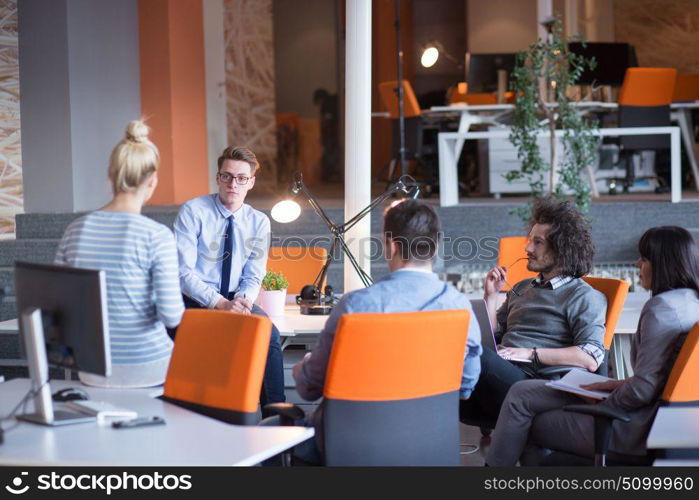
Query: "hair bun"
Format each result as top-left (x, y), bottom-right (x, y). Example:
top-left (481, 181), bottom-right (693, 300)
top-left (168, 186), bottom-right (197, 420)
top-left (125, 120), bottom-right (150, 143)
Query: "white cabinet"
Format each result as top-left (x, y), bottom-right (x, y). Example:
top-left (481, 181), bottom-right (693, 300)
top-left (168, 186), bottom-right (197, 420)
top-left (487, 133), bottom-right (567, 197)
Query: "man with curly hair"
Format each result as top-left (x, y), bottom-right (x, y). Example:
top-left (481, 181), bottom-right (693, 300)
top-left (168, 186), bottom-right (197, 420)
top-left (462, 196), bottom-right (606, 422)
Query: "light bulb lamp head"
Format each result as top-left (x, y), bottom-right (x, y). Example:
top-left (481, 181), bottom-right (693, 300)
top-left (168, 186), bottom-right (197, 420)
top-left (270, 199), bottom-right (301, 224)
top-left (394, 176), bottom-right (420, 199)
top-left (420, 41), bottom-right (461, 69)
top-left (421, 46), bottom-right (440, 68)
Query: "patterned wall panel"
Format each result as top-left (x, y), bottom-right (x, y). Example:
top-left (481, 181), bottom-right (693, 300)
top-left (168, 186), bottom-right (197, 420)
top-left (614, 0), bottom-right (699, 73)
top-left (223, 0), bottom-right (278, 193)
top-left (0, 0), bottom-right (21, 236)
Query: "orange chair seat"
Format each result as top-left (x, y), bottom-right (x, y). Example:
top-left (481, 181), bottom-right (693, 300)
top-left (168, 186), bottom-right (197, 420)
top-left (619, 68), bottom-right (677, 107)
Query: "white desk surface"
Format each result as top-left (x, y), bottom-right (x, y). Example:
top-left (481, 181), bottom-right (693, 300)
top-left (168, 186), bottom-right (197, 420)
top-left (614, 291), bottom-right (649, 334)
top-left (0, 379), bottom-right (314, 466)
top-left (0, 290), bottom-right (650, 337)
top-left (653, 459), bottom-right (699, 466)
top-left (647, 407), bottom-right (699, 450)
top-left (0, 318), bottom-right (17, 334)
top-left (430, 100), bottom-right (699, 113)
top-left (271, 305), bottom-right (328, 337)
top-left (0, 313), bottom-right (322, 338)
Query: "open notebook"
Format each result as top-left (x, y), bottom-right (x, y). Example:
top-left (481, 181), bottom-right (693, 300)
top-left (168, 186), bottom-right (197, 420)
top-left (545, 369), bottom-right (614, 400)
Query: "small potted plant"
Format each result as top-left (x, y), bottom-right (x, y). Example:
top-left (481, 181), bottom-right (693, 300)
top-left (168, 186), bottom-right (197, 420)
top-left (256, 270), bottom-right (289, 317)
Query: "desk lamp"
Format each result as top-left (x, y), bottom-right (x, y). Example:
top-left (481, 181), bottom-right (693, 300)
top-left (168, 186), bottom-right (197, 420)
top-left (271, 172), bottom-right (419, 315)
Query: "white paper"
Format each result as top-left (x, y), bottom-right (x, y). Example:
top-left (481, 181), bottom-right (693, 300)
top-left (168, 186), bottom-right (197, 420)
top-left (545, 369), bottom-right (614, 400)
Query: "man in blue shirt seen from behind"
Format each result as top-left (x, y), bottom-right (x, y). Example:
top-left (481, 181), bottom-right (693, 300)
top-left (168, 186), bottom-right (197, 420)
top-left (173, 146), bottom-right (284, 414)
top-left (286, 199), bottom-right (482, 463)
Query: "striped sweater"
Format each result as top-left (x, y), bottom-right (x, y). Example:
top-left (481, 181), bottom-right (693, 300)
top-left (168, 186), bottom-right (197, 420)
top-left (55, 211), bottom-right (184, 368)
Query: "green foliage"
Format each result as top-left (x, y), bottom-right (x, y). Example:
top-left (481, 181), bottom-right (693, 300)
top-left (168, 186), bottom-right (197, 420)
top-left (262, 270), bottom-right (289, 291)
top-left (507, 16), bottom-right (599, 221)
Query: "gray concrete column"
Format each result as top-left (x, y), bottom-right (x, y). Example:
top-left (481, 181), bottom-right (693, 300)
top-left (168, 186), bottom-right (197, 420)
top-left (18, 0), bottom-right (141, 213)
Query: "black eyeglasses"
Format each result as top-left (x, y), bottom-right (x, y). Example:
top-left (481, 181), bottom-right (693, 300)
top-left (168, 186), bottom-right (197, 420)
top-left (218, 173), bottom-right (253, 185)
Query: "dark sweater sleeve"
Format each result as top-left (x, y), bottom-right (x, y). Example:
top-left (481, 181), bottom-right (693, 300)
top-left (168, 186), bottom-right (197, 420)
top-left (565, 285), bottom-right (606, 352)
top-left (495, 296), bottom-right (509, 335)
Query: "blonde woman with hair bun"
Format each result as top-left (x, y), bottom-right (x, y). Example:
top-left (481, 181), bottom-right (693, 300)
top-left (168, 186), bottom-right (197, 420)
top-left (54, 119), bottom-right (184, 388)
top-left (106, 119), bottom-right (160, 206)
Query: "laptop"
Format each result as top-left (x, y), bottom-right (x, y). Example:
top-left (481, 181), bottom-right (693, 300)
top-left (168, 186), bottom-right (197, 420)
top-left (470, 298), bottom-right (531, 363)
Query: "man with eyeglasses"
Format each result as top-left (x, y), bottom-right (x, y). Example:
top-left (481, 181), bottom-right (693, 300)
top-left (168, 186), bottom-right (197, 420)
top-left (172, 146), bottom-right (285, 414)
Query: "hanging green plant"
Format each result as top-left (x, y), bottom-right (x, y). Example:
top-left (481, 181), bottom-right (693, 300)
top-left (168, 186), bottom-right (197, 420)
top-left (507, 16), bottom-right (599, 221)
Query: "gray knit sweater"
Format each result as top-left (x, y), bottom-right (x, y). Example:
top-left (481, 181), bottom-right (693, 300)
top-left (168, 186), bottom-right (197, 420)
top-left (496, 278), bottom-right (606, 353)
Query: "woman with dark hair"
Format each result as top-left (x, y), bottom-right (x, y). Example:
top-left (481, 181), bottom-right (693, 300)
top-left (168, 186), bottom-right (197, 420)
top-left (486, 226), bottom-right (699, 465)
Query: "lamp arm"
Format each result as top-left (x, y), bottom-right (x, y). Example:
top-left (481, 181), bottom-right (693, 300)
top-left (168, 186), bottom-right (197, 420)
top-left (313, 236), bottom-right (339, 291)
top-left (288, 171), bottom-right (417, 292)
top-left (336, 235), bottom-right (374, 288)
top-left (295, 181), bottom-right (339, 233)
top-left (442, 50), bottom-right (461, 66)
top-left (339, 175), bottom-right (417, 234)
top-left (339, 195), bottom-right (388, 234)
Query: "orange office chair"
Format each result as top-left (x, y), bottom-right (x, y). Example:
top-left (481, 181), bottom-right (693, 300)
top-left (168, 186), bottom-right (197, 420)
top-left (497, 236), bottom-right (536, 291)
top-left (378, 80), bottom-right (421, 120)
top-left (608, 67), bottom-right (677, 194)
top-left (672, 74), bottom-right (699, 103)
top-left (267, 246), bottom-right (328, 297)
top-left (448, 83), bottom-right (516, 105)
top-left (582, 277), bottom-right (629, 352)
top-left (660, 321), bottom-right (699, 405)
top-left (162, 309), bottom-right (271, 425)
top-left (321, 310), bottom-right (471, 465)
top-left (557, 320), bottom-right (699, 466)
top-left (377, 80), bottom-right (437, 194)
top-left (463, 93), bottom-right (515, 105)
top-left (449, 82), bottom-right (469, 104)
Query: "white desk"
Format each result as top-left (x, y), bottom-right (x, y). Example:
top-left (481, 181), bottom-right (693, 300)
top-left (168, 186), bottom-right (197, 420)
top-left (610, 291), bottom-right (649, 379)
top-left (438, 127), bottom-right (683, 206)
top-left (0, 318), bottom-right (17, 334)
top-left (271, 305), bottom-right (328, 349)
top-left (614, 291), bottom-right (648, 334)
top-left (1, 312), bottom-right (327, 351)
top-left (433, 101), bottom-right (699, 206)
top-left (0, 379), bottom-right (313, 466)
top-left (2, 291), bottom-right (648, 368)
top-left (430, 101), bottom-right (618, 203)
top-left (647, 407), bottom-right (699, 450)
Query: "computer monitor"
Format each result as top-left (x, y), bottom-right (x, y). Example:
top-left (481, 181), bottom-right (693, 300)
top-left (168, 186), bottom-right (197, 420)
top-left (465, 53), bottom-right (517, 93)
top-left (568, 42), bottom-right (638, 87)
top-left (14, 261), bottom-right (111, 426)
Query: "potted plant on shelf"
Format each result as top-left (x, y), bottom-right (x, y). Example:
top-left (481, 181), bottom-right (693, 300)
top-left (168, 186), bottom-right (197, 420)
top-left (256, 270), bottom-right (289, 317)
top-left (506, 15), bottom-right (599, 220)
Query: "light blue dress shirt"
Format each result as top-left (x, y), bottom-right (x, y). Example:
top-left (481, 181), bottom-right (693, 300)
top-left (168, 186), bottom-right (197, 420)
top-left (173, 194), bottom-right (271, 308)
top-left (294, 269), bottom-right (483, 404)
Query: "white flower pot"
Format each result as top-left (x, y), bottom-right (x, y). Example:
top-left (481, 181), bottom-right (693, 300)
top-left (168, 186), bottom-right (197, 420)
top-left (256, 289), bottom-right (287, 317)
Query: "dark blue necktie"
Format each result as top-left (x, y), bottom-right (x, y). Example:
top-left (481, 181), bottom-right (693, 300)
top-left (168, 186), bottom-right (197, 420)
top-left (219, 216), bottom-right (233, 297)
